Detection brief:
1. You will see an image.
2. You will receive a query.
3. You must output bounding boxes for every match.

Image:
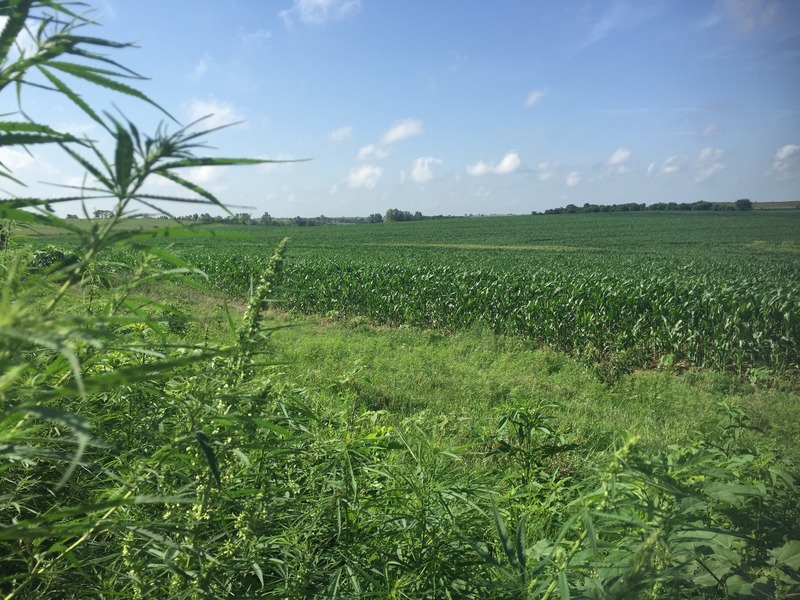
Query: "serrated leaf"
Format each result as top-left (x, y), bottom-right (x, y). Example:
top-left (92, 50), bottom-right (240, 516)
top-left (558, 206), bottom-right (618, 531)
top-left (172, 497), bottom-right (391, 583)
top-left (195, 430), bottom-right (222, 488)
top-left (113, 121), bottom-right (134, 193)
top-left (153, 169), bottom-right (222, 207)
top-left (11, 403), bottom-right (90, 489)
top-left (37, 65), bottom-right (105, 127)
top-left (47, 60), bottom-right (174, 120)
top-left (153, 157), bottom-right (273, 171)
top-left (252, 562), bottom-right (264, 587)
top-left (558, 571), bottom-right (570, 599)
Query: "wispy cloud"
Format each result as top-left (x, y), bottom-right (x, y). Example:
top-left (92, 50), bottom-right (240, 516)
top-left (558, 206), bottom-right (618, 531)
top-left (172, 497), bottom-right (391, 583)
top-left (347, 164), bottom-right (382, 188)
top-left (381, 118), bottom-right (424, 145)
top-left (704, 0), bottom-right (779, 32)
top-left (576, 1), bottom-right (659, 53)
top-left (524, 87), bottom-right (549, 108)
top-left (772, 143), bottom-right (800, 176)
top-left (565, 171), bottom-right (581, 187)
top-left (410, 157), bottom-right (442, 183)
top-left (536, 162), bottom-right (558, 181)
top-left (607, 147), bottom-right (631, 166)
top-left (186, 98), bottom-right (245, 128)
top-left (280, 0), bottom-right (360, 26)
top-left (657, 155), bottom-right (687, 175)
top-left (605, 147), bottom-right (631, 175)
top-left (0, 147), bottom-right (36, 172)
top-left (466, 152), bottom-right (521, 176)
top-left (357, 144), bottom-right (390, 161)
top-left (694, 147), bottom-right (726, 182)
top-left (192, 54), bottom-right (211, 79)
top-left (701, 122), bottom-right (721, 138)
top-left (239, 28), bottom-right (271, 47)
top-left (328, 125), bottom-right (352, 141)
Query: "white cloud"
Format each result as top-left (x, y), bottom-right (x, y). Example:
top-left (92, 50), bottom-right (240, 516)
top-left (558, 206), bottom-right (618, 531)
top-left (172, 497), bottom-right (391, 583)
top-left (536, 162), bottom-right (557, 181)
top-left (466, 152), bottom-right (520, 176)
top-left (410, 157), bottom-right (442, 184)
top-left (357, 144), bottom-right (390, 161)
top-left (186, 98), bottom-right (245, 128)
top-left (466, 160), bottom-right (492, 177)
top-left (380, 118), bottom-right (424, 145)
top-left (328, 125), bottom-right (352, 141)
top-left (694, 147), bottom-right (726, 182)
top-left (187, 165), bottom-right (227, 185)
top-left (495, 152), bottom-right (521, 174)
top-left (565, 171), bottom-right (581, 187)
top-left (347, 164), bottom-right (382, 188)
top-left (0, 147), bottom-right (35, 172)
top-left (604, 147), bottom-right (631, 175)
top-left (606, 147), bottom-right (631, 166)
top-left (192, 55), bottom-right (210, 79)
top-left (280, 0), bottom-right (360, 26)
top-left (659, 155), bottom-right (686, 175)
top-left (524, 87), bottom-right (549, 108)
top-left (772, 144), bottom-right (800, 174)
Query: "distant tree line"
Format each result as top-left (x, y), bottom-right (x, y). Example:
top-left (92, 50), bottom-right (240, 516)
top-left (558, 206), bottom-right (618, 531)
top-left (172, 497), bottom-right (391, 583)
top-left (538, 199), bottom-right (753, 215)
top-left (77, 208), bottom-right (454, 226)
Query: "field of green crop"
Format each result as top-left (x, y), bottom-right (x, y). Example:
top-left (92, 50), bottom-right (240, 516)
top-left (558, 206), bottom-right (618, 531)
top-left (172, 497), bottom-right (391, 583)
top-left (121, 210), bottom-right (799, 375)
top-left (4, 6), bottom-right (799, 596)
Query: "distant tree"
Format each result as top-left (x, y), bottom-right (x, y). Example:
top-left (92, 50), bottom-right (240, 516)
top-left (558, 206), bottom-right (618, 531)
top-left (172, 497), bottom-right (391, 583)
top-left (385, 208), bottom-right (413, 222)
top-left (734, 198), bottom-right (753, 211)
top-left (412, 211), bottom-right (423, 220)
top-left (258, 211), bottom-right (275, 226)
top-left (66, 214), bottom-right (79, 219)
top-left (292, 216), bottom-right (310, 227)
top-left (367, 213), bottom-right (383, 223)
top-left (93, 209), bottom-right (113, 219)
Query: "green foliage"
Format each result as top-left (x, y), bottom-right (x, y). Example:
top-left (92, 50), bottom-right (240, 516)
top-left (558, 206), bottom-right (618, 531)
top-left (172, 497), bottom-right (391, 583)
top-left (1, 2), bottom-right (798, 599)
top-left (129, 212), bottom-right (800, 374)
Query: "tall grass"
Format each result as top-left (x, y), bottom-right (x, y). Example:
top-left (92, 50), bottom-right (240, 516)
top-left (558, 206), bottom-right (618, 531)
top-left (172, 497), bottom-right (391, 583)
top-left (1, 2), bottom-right (798, 598)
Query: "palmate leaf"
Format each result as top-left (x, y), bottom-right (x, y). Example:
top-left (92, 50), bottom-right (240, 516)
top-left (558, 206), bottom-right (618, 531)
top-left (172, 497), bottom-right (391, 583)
top-left (0, 119), bottom-right (82, 145)
top-left (195, 430), bottom-right (222, 488)
top-left (46, 59), bottom-right (173, 120)
top-left (8, 403), bottom-right (90, 489)
top-left (154, 157), bottom-right (273, 171)
top-left (58, 140), bottom-right (113, 189)
top-left (0, 0), bottom-right (33, 67)
top-left (153, 169), bottom-right (224, 208)
top-left (37, 64), bottom-right (104, 127)
top-left (112, 119), bottom-right (134, 193)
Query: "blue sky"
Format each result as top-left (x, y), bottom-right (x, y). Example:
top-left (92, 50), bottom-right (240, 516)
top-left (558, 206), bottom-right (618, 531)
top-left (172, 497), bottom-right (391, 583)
top-left (2, 0), bottom-right (799, 217)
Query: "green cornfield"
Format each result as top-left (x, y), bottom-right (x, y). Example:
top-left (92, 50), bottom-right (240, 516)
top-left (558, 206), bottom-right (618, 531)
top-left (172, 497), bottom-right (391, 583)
top-left (148, 211), bottom-right (800, 373)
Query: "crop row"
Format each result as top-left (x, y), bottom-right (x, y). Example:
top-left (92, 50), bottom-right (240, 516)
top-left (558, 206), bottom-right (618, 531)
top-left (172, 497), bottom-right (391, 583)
top-left (175, 247), bottom-right (797, 371)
